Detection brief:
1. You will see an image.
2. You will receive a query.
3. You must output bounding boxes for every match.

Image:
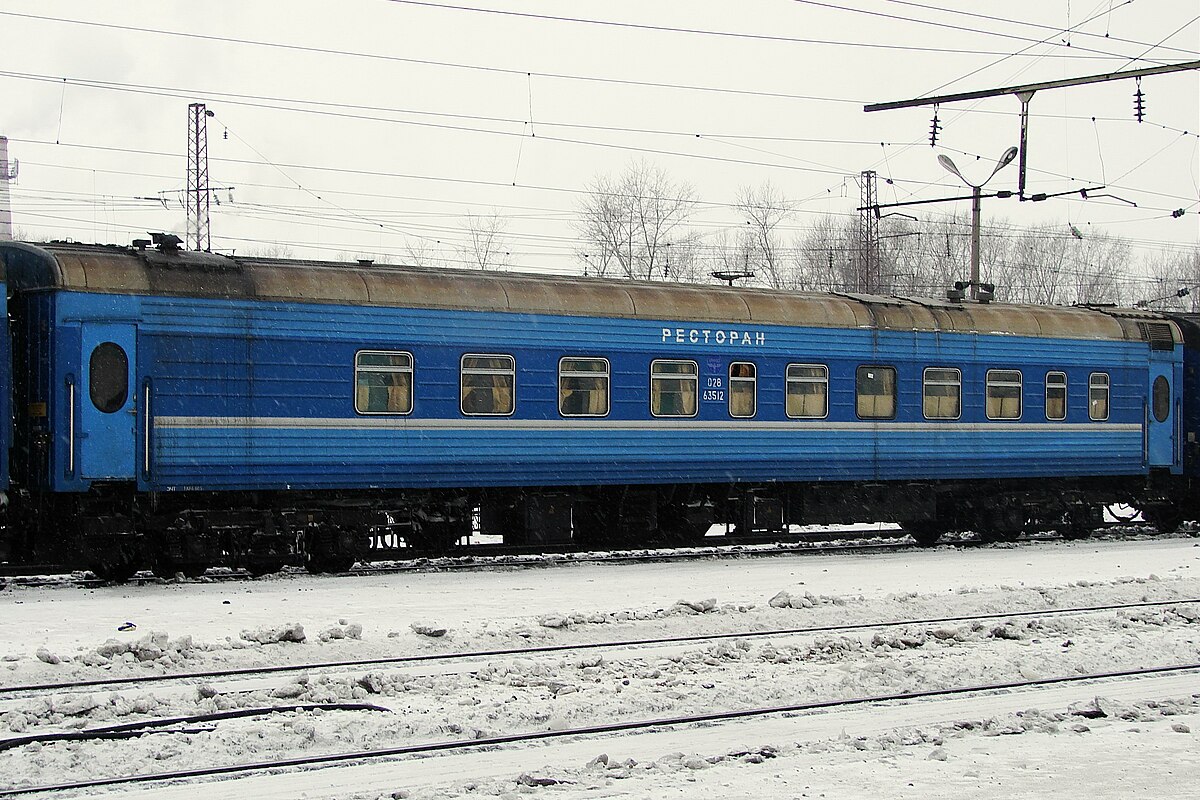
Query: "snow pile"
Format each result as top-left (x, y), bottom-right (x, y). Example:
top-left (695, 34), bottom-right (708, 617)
top-left (393, 696), bottom-right (1198, 800)
top-left (408, 622), bottom-right (448, 638)
top-left (34, 631), bottom-right (198, 669)
top-left (320, 620), bottom-right (364, 642)
top-left (241, 622), bottom-right (307, 645)
top-left (537, 598), bottom-right (749, 629)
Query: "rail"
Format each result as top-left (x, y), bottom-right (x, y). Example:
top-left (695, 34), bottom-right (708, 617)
top-left (3, 662), bottom-right (1197, 796)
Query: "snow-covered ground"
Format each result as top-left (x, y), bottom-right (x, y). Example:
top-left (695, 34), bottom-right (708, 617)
top-left (1, 535), bottom-right (1198, 798)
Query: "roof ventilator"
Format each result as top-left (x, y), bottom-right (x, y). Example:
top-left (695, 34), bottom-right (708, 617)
top-left (1137, 321), bottom-right (1175, 351)
top-left (946, 281), bottom-right (995, 303)
top-left (149, 233), bottom-right (183, 253)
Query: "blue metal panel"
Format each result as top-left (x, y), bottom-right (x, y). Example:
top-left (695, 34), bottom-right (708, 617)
top-left (0, 278), bottom-right (7, 491)
top-left (148, 423), bottom-right (1146, 491)
top-left (79, 322), bottom-right (137, 479)
top-left (27, 291), bottom-right (145, 492)
top-left (1146, 351), bottom-right (1181, 471)
top-left (115, 291), bottom-right (1174, 493)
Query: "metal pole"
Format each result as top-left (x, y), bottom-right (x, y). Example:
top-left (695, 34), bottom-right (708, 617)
top-left (970, 186), bottom-right (981, 300)
top-left (1016, 91), bottom-right (1034, 200)
top-left (0, 136), bottom-right (13, 241)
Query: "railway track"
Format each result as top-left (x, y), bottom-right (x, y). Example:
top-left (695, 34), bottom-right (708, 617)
top-left (3, 596), bottom-right (1195, 700)
top-left (2, 592), bottom-right (1196, 796)
top-left (0, 522), bottom-right (1169, 587)
top-left (2, 662), bottom-right (1197, 797)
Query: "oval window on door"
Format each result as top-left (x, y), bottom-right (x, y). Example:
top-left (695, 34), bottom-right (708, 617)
top-left (1152, 375), bottom-right (1170, 423)
top-left (90, 342), bottom-right (129, 413)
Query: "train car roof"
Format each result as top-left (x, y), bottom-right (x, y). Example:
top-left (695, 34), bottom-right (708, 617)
top-left (0, 239), bottom-right (1178, 345)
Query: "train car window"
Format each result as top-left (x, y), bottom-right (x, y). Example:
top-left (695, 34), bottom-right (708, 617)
top-left (461, 354), bottom-right (515, 416)
top-left (559, 357), bottom-right (609, 417)
top-left (1045, 372), bottom-right (1067, 421)
top-left (856, 365), bottom-right (896, 420)
top-left (729, 362), bottom-right (756, 418)
top-left (355, 351), bottom-right (413, 415)
top-left (1153, 375), bottom-right (1170, 423)
top-left (786, 364), bottom-right (828, 418)
top-left (922, 367), bottom-right (961, 420)
top-left (89, 342), bottom-right (128, 414)
top-left (1089, 373), bottom-right (1110, 421)
top-left (986, 370), bottom-right (1022, 419)
top-left (650, 360), bottom-right (698, 417)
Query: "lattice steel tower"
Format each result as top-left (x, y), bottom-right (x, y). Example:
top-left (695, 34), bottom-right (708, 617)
top-left (0, 137), bottom-right (17, 241)
top-left (186, 103), bottom-right (213, 251)
top-left (857, 170), bottom-right (878, 293)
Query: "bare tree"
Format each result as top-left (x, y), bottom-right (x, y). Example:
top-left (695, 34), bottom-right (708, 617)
top-left (460, 211), bottom-right (511, 270)
top-left (243, 244), bottom-right (295, 259)
top-left (735, 181), bottom-right (794, 289)
top-left (706, 228), bottom-right (756, 283)
top-left (792, 214), bottom-right (856, 291)
top-left (1143, 246), bottom-right (1200, 311)
top-left (400, 237), bottom-right (448, 269)
top-left (576, 160), bottom-right (696, 280)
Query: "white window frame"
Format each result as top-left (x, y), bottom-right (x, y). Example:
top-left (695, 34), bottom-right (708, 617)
top-left (986, 369), bottom-right (1023, 420)
top-left (1045, 371), bottom-right (1067, 421)
top-left (558, 356), bottom-right (610, 418)
top-left (1089, 372), bottom-right (1110, 421)
top-left (650, 359), bottom-right (699, 418)
top-left (922, 367), bottom-right (962, 421)
top-left (856, 364), bottom-right (898, 420)
top-left (729, 361), bottom-right (757, 419)
top-left (354, 350), bottom-right (414, 416)
top-left (460, 353), bottom-right (516, 417)
top-left (785, 363), bottom-right (829, 420)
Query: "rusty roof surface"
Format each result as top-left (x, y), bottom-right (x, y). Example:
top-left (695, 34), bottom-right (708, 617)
top-left (0, 241), bottom-right (1178, 344)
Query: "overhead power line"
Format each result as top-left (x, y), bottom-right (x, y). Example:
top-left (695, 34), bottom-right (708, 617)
top-left (389, 0), bottom-right (1166, 62)
top-left (0, 69), bottom-right (879, 143)
top-left (791, 0), bottom-right (1178, 64)
top-left (883, 0), bottom-right (1198, 58)
top-left (0, 10), bottom-right (872, 104)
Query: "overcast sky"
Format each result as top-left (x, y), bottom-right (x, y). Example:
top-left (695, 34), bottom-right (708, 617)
top-left (0, 1), bottom-right (1197, 289)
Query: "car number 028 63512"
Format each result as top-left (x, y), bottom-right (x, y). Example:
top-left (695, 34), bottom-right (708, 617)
top-left (703, 376), bottom-right (725, 402)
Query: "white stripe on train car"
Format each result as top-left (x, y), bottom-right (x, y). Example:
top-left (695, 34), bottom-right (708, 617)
top-left (154, 416), bottom-right (1142, 433)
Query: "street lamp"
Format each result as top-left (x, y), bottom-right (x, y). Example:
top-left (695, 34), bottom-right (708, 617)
top-left (938, 146), bottom-right (1018, 300)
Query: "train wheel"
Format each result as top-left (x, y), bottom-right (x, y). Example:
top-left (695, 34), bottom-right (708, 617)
top-left (304, 554), bottom-right (355, 575)
top-left (904, 521), bottom-right (949, 547)
top-left (406, 520), bottom-right (466, 554)
top-left (656, 503), bottom-right (712, 546)
top-left (1142, 506), bottom-right (1185, 534)
top-left (978, 528), bottom-right (1022, 544)
top-left (573, 504), bottom-right (619, 549)
top-left (303, 526), bottom-right (359, 574)
top-left (976, 507), bottom-right (1026, 544)
top-left (1059, 508), bottom-right (1098, 541)
top-left (149, 558), bottom-right (207, 580)
top-left (89, 548), bottom-right (140, 583)
top-left (244, 557), bottom-right (288, 577)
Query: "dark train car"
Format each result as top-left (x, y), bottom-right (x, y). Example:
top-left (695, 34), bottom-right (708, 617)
top-left (0, 238), bottom-right (1187, 577)
top-left (0, 254), bottom-right (8, 559)
top-left (1158, 311), bottom-right (1200, 528)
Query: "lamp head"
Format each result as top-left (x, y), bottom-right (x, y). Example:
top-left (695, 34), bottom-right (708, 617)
top-left (937, 154), bottom-right (964, 182)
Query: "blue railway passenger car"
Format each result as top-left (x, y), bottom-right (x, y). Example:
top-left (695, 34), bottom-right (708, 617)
top-left (0, 237), bottom-right (1193, 577)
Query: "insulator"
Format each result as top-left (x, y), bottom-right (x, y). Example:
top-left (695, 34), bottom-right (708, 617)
top-left (929, 109), bottom-right (941, 147)
top-left (1134, 78), bottom-right (1146, 123)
